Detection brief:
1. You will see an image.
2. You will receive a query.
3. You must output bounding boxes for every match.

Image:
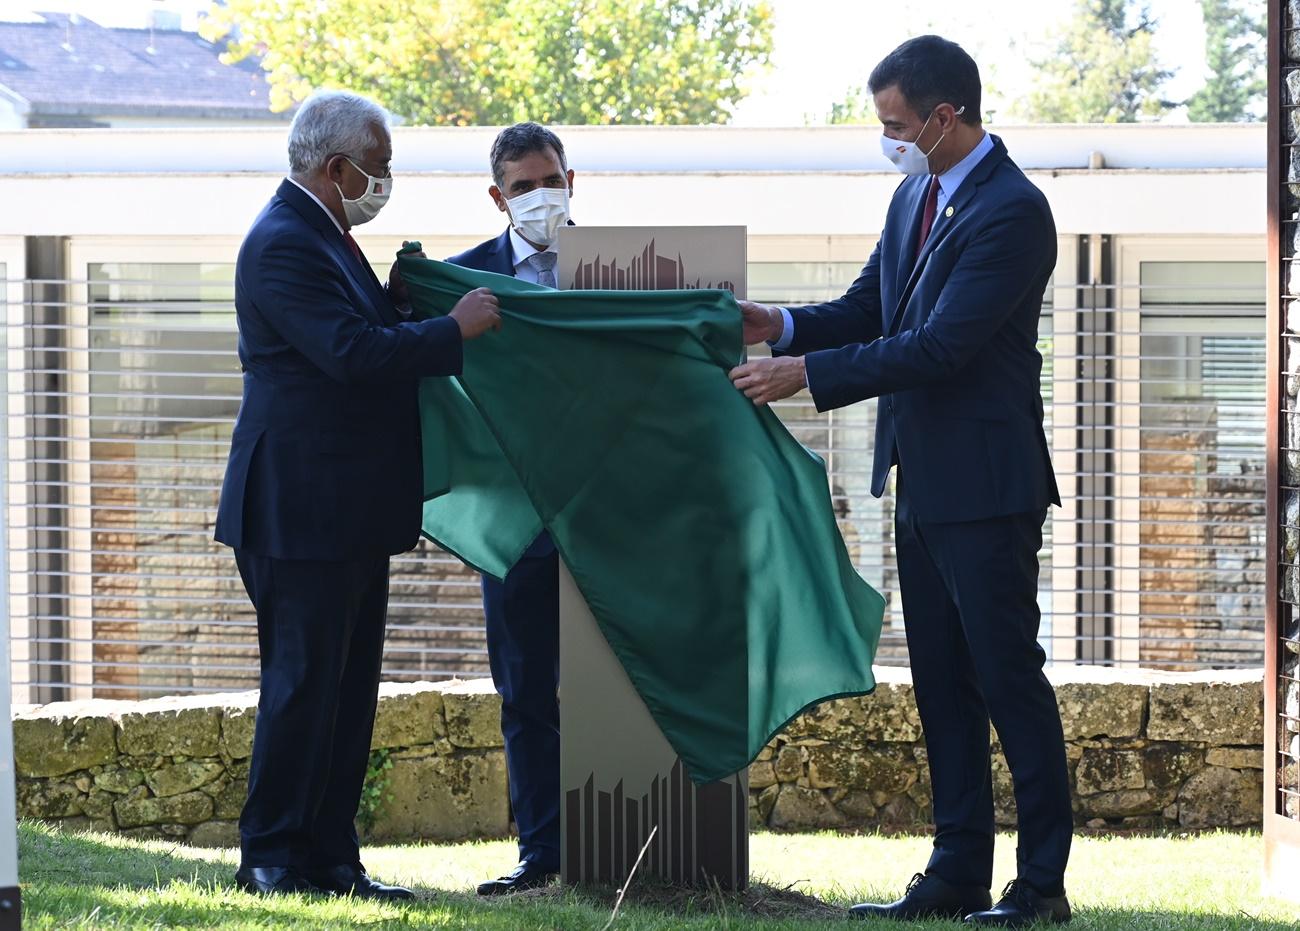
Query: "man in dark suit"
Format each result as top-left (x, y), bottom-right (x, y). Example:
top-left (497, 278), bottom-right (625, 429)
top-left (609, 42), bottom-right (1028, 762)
top-left (730, 37), bottom-right (1072, 928)
top-left (445, 122), bottom-right (574, 896)
top-left (214, 90), bottom-right (501, 898)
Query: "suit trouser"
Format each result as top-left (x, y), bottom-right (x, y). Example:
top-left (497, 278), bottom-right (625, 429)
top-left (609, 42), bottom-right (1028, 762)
top-left (481, 541), bottom-right (561, 869)
top-left (894, 479), bottom-right (1072, 896)
top-left (234, 549), bottom-right (389, 869)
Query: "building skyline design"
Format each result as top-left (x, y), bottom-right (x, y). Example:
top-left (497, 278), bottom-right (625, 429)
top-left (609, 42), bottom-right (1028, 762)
top-left (568, 238), bottom-right (736, 292)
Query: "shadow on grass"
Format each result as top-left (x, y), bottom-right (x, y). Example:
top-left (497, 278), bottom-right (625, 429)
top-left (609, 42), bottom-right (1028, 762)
top-left (19, 824), bottom-right (1300, 930)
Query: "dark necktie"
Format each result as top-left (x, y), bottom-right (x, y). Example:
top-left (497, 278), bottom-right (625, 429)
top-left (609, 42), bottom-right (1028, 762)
top-left (915, 175), bottom-right (941, 260)
top-left (343, 230), bottom-right (364, 263)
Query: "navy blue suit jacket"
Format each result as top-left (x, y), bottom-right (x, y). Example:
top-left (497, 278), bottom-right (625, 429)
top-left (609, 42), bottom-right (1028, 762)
top-left (215, 179), bottom-right (464, 560)
top-left (446, 228), bottom-right (556, 558)
top-left (783, 136), bottom-right (1060, 524)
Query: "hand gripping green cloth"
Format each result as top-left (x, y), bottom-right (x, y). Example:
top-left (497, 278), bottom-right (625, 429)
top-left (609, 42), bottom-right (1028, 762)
top-left (400, 247), bottom-right (885, 785)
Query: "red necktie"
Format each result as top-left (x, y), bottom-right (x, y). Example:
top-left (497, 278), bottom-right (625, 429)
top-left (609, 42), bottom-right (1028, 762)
top-left (343, 230), bottom-right (364, 263)
top-left (915, 175), bottom-right (941, 260)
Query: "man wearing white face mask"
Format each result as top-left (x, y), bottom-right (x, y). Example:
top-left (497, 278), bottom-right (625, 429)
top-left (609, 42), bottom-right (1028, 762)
top-left (729, 36), bottom-right (1071, 928)
top-left (445, 122), bottom-right (574, 896)
top-left (215, 90), bottom-right (500, 899)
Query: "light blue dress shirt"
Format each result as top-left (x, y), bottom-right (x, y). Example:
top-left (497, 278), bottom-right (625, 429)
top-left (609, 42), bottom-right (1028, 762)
top-left (770, 131), bottom-right (994, 351)
top-left (509, 227), bottom-right (559, 286)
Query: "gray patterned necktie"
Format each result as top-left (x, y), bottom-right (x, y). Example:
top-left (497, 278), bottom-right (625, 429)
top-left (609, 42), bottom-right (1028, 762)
top-left (527, 251), bottom-right (558, 289)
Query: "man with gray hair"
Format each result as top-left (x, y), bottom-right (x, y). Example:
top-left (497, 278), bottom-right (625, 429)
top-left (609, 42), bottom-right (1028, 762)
top-left (215, 89), bottom-right (501, 899)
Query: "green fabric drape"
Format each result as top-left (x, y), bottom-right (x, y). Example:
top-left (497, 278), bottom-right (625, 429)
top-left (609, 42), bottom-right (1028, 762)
top-left (401, 247), bottom-right (885, 784)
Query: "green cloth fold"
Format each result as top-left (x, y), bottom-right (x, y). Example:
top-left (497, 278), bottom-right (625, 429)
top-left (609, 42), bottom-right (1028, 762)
top-left (401, 246), bottom-right (885, 784)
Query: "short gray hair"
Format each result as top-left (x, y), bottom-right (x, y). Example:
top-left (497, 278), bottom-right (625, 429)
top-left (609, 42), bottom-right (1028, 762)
top-left (287, 90), bottom-right (390, 175)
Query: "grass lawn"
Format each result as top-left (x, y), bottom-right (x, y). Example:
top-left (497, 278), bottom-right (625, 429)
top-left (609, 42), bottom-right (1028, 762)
top-left (17, 821), bottom-right (1300, 929)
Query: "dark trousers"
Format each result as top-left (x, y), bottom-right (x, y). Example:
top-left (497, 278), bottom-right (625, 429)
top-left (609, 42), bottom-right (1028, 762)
top-left (481, 541), bottom-right (560, 869)
top-left (234, 549), bottom-right (389, 869)
top-left (895, 480), bottom-right (1072, 896)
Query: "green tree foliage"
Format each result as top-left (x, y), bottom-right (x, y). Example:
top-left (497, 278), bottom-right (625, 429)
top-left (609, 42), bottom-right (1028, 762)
top-left (201, 0), bottom-right (774, 125)
top-left (1016, 0), bottom-right (1174, 122)
top-left (822, 84), bottom-right (880, 126)
top-left (1186, 0), bottom-right (1265, 122)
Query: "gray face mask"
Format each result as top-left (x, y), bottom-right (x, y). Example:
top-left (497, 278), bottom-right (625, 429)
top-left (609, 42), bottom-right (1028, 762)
top-left (334, 156), bottom-right (392, 226)
top-left (880, 106), bottom-right (966, 175)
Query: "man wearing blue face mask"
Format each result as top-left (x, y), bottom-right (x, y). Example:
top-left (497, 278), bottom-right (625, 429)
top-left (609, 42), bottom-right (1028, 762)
top-left (729, 36), bottom-right (1071, 928)
top-left (445, 122), bottom-right (574, 896)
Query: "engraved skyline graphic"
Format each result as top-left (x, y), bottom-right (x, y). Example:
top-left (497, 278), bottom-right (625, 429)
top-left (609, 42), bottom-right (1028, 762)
top-left (568, 238), bottom-right (737, 293)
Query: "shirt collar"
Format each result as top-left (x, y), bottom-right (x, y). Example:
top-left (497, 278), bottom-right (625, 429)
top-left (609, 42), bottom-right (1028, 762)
top-left (936, 131), bottom-right (993, 202)
top-left (287, 177), bottom-right (346, 238)
top-left (508, 226), bottom-right (556, 269)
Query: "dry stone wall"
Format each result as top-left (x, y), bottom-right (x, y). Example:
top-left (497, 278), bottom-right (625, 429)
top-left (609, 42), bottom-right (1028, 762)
top-left (11, 669), bottom-right (1264, 846)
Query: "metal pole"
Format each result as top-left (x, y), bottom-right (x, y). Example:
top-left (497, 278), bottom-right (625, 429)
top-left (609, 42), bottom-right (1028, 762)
top-left (0, 268), bottom-right (23, 926)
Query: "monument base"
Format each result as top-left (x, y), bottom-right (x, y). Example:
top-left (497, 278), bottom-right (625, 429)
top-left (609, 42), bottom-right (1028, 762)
top-left (558, 562), bottom-right (748, 889)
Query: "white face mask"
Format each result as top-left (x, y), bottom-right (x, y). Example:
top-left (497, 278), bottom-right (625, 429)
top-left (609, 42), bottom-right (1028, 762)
top-left (334, 156), bottom-right (392, 227)
top-left (506, 186), bottom-right (570, 247)
top-left (880, 106), bottom-right (965, 175)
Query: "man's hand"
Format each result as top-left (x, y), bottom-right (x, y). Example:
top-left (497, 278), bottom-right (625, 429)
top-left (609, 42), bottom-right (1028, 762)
top-left (449, 288), bottom-right (502, 340)
top-left (388, 240), bottom-right (426, 305)
top-left (739, 300), bottom-right (784, 346)
top-left (729, 356), bottom-right (807, 406)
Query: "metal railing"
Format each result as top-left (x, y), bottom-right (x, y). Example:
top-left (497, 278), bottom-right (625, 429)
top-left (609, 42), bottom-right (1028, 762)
top-left (2, 270), bottom-right (1266, 702)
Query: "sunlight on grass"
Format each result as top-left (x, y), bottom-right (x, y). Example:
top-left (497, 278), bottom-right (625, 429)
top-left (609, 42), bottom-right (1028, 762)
top-left (18, 822), bottom-right (1300, 929)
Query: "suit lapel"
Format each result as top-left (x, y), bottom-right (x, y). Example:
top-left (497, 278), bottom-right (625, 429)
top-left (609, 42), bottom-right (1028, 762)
top-left (890, 176), bottom-right (931, 326)
top-left (486, 229), bottom-right (516, 277)
top-left (887, 138), bottom-right (1009, 336)
top-left (275, 179), bottom-right (400, 326)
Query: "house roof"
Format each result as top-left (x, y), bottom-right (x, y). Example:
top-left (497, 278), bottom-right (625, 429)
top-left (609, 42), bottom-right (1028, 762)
top-left (0, 12), bottom-right (285, 120)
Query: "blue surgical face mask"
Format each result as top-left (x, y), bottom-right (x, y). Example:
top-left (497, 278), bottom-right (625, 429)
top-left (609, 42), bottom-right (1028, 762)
top-left (880, 106), bottom-right (966, 175)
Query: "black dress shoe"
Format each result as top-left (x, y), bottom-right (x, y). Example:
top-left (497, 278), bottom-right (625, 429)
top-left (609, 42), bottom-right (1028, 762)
top-left (476, 860), bottom-right (558, 896)
top-left (965, 880), bottom-right (1071, 927)
top-left (234, 866), bottom-right (325, 896)
top-left (850, 872), bottom-right (993, 921)
top-left (304, 863), bottom-right (415, 900)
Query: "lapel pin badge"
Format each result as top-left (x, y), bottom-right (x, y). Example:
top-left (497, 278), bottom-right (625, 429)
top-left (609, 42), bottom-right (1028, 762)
top-left (945, 206), bottom-right (955, 218)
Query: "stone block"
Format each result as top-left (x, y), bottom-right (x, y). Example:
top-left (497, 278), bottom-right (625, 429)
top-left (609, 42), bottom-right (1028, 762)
top-left (1078, 789), bottom-right (1161, 819)
top-left (747, 761), bottom-right (776, 790)
top-left (17, 779), bottom-right (84, 819)
top-left (14, 702), bottom-right (119, 777)
top-left (82, 789), bottom-right (115, 820)
top-left (773, 745), bottom-right (803, 783)
top-left (187, 821), bottom-right (240, 849)
top-left (212, 778), bottom-right (248, 821)
top-left (114, 790), bottom-right (214, 828)
top-left (782, 669), bottom-right (920, 745)
top-left (1178, 766), bottom-right (1260, 828)
top-left (365, 750), bottom-right (508, 841)
top-left (768, 785), bottom-right (844, 830)
top-left (805, 744), bottom-right (917, 794)
top-left (441, 680), bottom-right (504, 750)
top-left (836, 790), bottom-right (878, 823)
top-left (220, 696), bottom-right (258, 761)
top-left (1144, 746), bottom-right (1206, 793)
top-left (145, 761), bottom-right (224, 798)
top-left (92, 769), bottom-right (142, 790)
top-left (1147, 672), bottom-right (1263, 745)
top-left (1077, 750), bottom-right (1145, 795)
top-left (1205, 747), bottom-right (1263, 770)
top-left (755, 784), bottom-right (779, 823)
top-left (114, 696), bottom-right (222, 758)
top-left (1048, 668), bottom-right (1148, 739)
top-left (371, 682), bottom-right (448, 750)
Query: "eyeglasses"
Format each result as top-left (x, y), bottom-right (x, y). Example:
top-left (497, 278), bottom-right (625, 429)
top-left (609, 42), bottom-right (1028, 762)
top-left (336, 153), bottom-right (392, 180)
